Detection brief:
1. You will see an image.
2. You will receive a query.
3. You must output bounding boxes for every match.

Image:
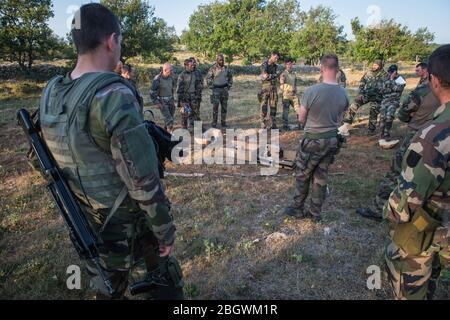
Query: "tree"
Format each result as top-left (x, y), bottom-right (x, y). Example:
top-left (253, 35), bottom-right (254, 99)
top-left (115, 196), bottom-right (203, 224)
top-left (290, 6), bottom-right (346, 65)
top-left (101, 0), bottom-right (176, 62)
top-left (349, 18), bottom-right (435, 64)
top-left (181, 0), bottom-right (301, 63)
top-left (0, 0), bottom-right (56, 70)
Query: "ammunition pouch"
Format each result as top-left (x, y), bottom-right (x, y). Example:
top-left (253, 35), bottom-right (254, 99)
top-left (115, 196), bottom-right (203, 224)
top-left (393, 206), bottom-right (442, 256)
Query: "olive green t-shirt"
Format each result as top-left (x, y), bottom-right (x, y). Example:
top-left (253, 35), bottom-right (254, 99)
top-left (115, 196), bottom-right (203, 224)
top-left (301, 83), bottom-right (349, 134)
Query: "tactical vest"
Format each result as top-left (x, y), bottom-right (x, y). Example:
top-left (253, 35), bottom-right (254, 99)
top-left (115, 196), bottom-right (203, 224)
top-left (39, 72), bottom-right (141, 210)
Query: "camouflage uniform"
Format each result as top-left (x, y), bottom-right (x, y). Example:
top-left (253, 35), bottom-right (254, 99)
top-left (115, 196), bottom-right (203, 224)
top-left (280, 69), bottom-right (300, 129)
top-left (259, 60), bottom-right (279, 129)
top-left (379, 74), bottom-right (406, 138)
top-left (177, 69), bottom-right (202, 129)
top-left (343, 68), bottom-right (388, 131)
top-left (150, 72), bottom-right (177, 131)
top-left (206, 63), bottom-right (233, 127)
top-left (39, 72), bottom-right (183, 300)
top-left (293, 136), bottom-right (339, 218)
top-left (383, 101), bottom-right (450, 300)
top-left (319, 68), bottom-right (347, 88)
top-left (363, 79), bottom-right (440, 216)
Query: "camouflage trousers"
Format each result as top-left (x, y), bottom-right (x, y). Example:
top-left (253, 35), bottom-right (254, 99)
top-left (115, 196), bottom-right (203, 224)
top-left (159, 97), bottom-right (175, 131)
top-left (292, 137), bottom-right (338, 217)
top-left (211, 87), bottom-right (229, 126)
top-left (379, 101), bottom-right (400, 137)
top-left (259, 87), bottom-right (278, 129)
top-left (84, 208), bottom-right (184, 300)
top-left (282, 95), bottom-right (300, 128)
top-left (343, 95), bottom-right (381, 131)
top-left (369, 130), bottom-right (418, 213)
top-left (385, 223), bottom-right (449, 300)
top-left (179, 94), bottom-right (201, 129)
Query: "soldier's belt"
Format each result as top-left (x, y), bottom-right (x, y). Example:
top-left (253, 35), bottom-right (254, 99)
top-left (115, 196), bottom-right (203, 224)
top-left (304, 130), bottom-right (338, 140)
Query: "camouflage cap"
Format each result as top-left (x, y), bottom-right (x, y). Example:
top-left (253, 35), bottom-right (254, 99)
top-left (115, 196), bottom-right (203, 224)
top-left (388, 64), bottom-right (398, 73)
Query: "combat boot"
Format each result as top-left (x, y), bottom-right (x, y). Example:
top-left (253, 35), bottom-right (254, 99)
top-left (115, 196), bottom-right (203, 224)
top-left (283, 206), bottom-right (305, 219)
top-left (356, 207), bottom-right (382, 222)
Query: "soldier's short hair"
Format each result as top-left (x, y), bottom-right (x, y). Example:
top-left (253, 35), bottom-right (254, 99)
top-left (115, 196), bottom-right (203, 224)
top-left (429, 44), bottom-right (450, 88)
top-left (270, 51), bottom-right (280, 58)
top-left (285, 58), bottom-right (294, 64)
top-left (122, 64), bottom-right (133, 73)
top-left (416, 62), bottom-right (428, 70)
top-left (71, 3), bottom-right (121, 55)
top-left (320, 53), bottom-right (339, 70)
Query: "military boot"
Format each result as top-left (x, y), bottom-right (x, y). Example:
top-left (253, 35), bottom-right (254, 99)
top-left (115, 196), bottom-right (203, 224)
top-left (356, 207), bottom-right (382, 222)
top-left (283, 206), bottom-right (305, 219)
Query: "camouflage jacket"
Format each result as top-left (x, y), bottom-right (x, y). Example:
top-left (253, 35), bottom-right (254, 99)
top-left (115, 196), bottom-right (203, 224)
top-left (384, 101), bottom-right (450, 224)
top-left (176, 70), bottom-right (202, 102)
top-left (381, 74), bottom-right (406, 105)
top-left (280, 69), bottom-right (298, 97)
top-left (40, 72), bottom-right (175, 246)
top-left (149, 73), bottom-right (177, 104)
top-left (319, 69), bottom-right (347, 88)
top-left (397, 79), bottom-right (440, 130)
top-left (261, 60), bottom-right (279, 90)
top-left (359, 68), bottom-right (389, 98)
top-left (206, 64), bottom-right (233, 89)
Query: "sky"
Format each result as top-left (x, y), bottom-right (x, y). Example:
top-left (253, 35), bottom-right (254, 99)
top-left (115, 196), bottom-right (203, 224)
top-left (49, 0), bottom-right (450, 43)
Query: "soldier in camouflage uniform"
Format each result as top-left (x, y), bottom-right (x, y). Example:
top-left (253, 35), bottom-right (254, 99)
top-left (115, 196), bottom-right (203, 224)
top-left (259, 52), bottom-right (280, 129)
top-left (357, 63), bottom-right (440, 221)
top-left (177, 59), bottom-right (202, 130)
top-left (190, 57), bottom-right (204, 125)
top-left (379, 64), bottom-right (406, 139)
top-left (319, 68), bottom-right (347, 88)
top-left (206, 53), bottom-right (233, 128)
top-left (150, 63), bottom-right (177, 132)
top-left (38, 4), bottom-right (184, 300)
top-left (340, 59), bottom-right (388, 135)
top-left (284, 54), bottom-right (349, 221)
top-left (279, 58), bottom-right (300, 131)
top-left (383, 45), bottom-right (450, 300)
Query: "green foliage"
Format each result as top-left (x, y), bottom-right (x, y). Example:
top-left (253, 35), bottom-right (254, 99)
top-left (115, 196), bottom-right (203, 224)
top-left (349, 18), bottom-right (435, 63)
top-left (0, 0), bottom-right (57, 70)
top-left (290, 5), bottom-right (346, 65)
top-left (181, 0), bottom-right (301, 62)
top-left (101, 0), bottom-right (177, 63)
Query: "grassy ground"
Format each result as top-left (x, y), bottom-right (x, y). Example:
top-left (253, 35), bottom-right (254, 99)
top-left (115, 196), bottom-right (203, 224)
top-left (0, 64), bottom-right (448, 300)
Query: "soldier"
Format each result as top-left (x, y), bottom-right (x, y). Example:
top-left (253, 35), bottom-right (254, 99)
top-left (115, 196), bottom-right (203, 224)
top-left (379, 64), bottom-right (406, 139)
top-left (357, 63), bottom-right (440, 221)
top-left (259, 52), bottom-right (280, 129)
top-left (150, 63), bottom-right (177, 133)
top-left (38, 4), bottom-right (184, 300)
top-left (190, 57), bottom-right (204, 121)
top-left (206, 53), bottom-right (233, 128)
top-left (284, 54), bottom-right (349, 222)
top-left (279, 58), bottom-right (300, 131)
top-left (319, 68), bottom-right (347, 88)
top-left (339, 59), bottom-right (388, 135)
top-left (177, 59), bottom-right (202, 130)
top-left (383, 44), bottom-right (450, 300)
top-left (415, 62), bottom-right (429, 86)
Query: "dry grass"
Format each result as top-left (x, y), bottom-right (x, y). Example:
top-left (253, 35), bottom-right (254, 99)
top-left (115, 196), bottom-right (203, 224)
top-left (0, 63), bottom-right (448, 300)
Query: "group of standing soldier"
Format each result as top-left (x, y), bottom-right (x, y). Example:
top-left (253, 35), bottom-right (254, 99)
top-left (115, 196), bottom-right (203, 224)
top-left (35, 3), bottom-right (449, 302)
top-left (150, 54), bottom-right (233, 132)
